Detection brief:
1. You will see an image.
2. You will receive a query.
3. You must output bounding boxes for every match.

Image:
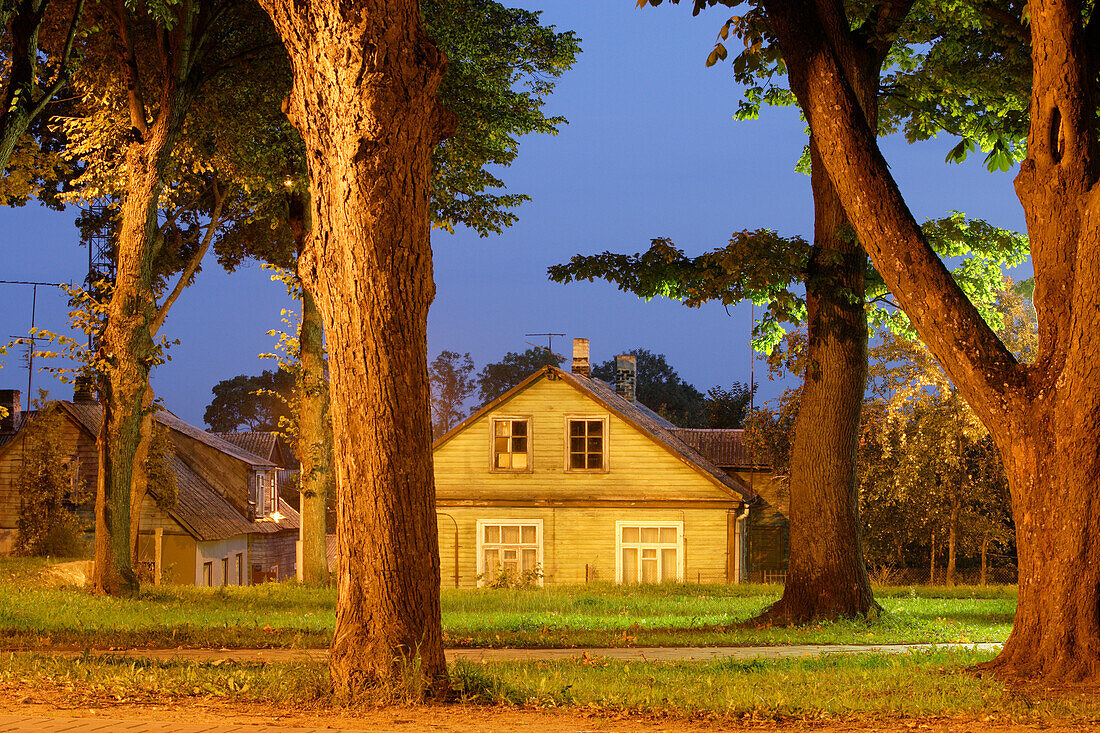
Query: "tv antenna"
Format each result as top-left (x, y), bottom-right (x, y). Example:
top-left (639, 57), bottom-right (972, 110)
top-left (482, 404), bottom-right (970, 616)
top-left (0, 279), bottom-right (60, 412)
top-left (525, 332), bottom-right (565, 358)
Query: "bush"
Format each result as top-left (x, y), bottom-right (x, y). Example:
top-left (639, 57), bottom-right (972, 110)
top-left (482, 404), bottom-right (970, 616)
top-left (476, 563), bottom-right (544, 589)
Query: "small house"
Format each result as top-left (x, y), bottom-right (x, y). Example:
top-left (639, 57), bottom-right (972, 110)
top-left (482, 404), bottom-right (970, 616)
top-left (0, 390), bottom-right (299, 585)
top-left (432, 338), bottom-right (786, 587)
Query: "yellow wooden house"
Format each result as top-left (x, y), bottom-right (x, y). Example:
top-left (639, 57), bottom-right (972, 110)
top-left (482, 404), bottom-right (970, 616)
top-left (433, 339), bottom-right (759, 587)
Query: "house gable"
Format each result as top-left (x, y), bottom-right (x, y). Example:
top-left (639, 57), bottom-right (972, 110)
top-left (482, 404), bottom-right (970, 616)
top-left (434, 369), bottom-right (747, 506)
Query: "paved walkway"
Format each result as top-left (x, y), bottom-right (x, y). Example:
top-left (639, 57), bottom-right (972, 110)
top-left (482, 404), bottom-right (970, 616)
top-left (36, 642), bottom-right (1003, 664)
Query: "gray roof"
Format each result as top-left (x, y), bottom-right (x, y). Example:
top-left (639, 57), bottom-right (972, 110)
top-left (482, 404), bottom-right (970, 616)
top-left (167, 454), bottom-right (299, 541)
top-left (669, 428), bottom-right (770, 469)
top-left (57, 401), bottom-right (275, 470)
top-left (212, 432), bottom-right (282, 464)
top-left (4, 401), bottom-right (296, 541)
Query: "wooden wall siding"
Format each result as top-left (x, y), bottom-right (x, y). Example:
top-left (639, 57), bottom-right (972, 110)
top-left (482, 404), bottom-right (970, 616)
top-left (247, 531), bottom-right (297, 582)
top-left (437, 506), bottom-right (730, 588)
top-left (170, 431), bottom-right (251, 515)
top-left (0, 411), bottom-right (98, 546)
top-left (435, 379), bottom-right (738, 504)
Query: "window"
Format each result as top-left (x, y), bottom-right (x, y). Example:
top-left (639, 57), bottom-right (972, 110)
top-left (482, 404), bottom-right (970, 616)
top-left (68, 455), bottom-right (81, 502)
top-left (236, 553), bottom-right (244, 586)
top-left (202, 561), bottom-right (213, 587)
top-left (616, 522), bottom-right (683, 584)
top-left (221, 558), bottom-right (229, 587)
top-left (491, 418), bottom-right (530, 470)
top-left (477, 520), bottom-right (542, 584)
top-left (253, 471), bottom-right (278, 516)
top-left (566, 418), bottom-right (606, 470)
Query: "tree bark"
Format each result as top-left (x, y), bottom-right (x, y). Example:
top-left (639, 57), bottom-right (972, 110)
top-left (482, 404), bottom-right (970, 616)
top-left (946, 493), bottom-right (958, 586)
top-left (128, 388), bottom-right (155, 561)
top-left (981, 533), bottom-right (989, 587)
top-left (255, 0), bottom-right (452, 694)
top-left (296, 287), bottom-right (329, 585)
top-left (753, 138), bottom-right (877, 623)
top-left (929, 532), bottom-right (935, 585)
top-left (760, 0), bottom-right (1100, 681)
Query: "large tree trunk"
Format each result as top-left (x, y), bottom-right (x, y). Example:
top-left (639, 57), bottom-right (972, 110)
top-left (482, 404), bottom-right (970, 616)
top-left (754, 138), bottom-right (877, 623)
top-left (257, 0), bottom-right (452, 694)
top-left (129, 389), bottom-right (155, 561)
top-left (761, 0), bottom-right (1100, 681)
top-left (296, 288), bottom-right (329, 585)
top-left (92, 136), bottom-right (166, 598)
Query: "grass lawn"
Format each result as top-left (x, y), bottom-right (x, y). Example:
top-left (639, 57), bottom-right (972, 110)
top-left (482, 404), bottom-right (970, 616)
top-left (0, 558), bottom-right (1015, 650)
top-left (2, 648), bottom-right (1096, 725)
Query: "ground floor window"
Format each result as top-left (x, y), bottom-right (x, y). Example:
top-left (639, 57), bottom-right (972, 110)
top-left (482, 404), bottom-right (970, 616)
top-left (235, 553), bottom-right (244, 586)
top-left (202, 561), bottom-right (213, 587)
top-left (616, 522), bottom-right (683, 584)
top-left (476, 520), bottom-right (542, 585)
top-left (221, 558), bottom-right (229, 587)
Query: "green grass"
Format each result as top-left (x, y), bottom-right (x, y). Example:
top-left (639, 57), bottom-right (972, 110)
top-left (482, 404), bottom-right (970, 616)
top-left (1, 649), bottom-right (1095, 723)
top-left (0, 559), bottom-right (1015, 649)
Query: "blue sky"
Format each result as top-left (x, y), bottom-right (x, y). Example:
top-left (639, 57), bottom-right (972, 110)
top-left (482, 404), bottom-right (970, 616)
top-left (0, 1), bottom-right (1029, 427)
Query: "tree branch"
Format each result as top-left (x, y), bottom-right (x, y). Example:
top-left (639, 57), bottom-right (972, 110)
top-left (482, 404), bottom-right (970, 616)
top-left (761, 0), bottom-right (1027, 430)
top-left (151, 180), bottom-right (229, 335)
top-left (112, 0), bottom-right (148, 138)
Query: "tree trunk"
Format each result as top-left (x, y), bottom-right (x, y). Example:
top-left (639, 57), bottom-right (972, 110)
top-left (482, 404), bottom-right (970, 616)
top-left (128, 388), bottom-right (155, 561)
top-left (754, 140), bottom-right (877, 623)
top-left (929, 532), bottom-right (935, 585)
top-left (760, 0), bottom-right (1100, 681)
top-left (256, 0), bottom-right (452, 694)
top-left (296, 288), bottom-right (329, 585)
top-left (946, 495), bottom-right (958, 586)
top-left (981, 533), bottom-right (989, 587)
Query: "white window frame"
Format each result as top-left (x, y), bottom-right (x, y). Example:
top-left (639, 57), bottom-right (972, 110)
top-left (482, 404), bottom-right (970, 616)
top-left (475, 518), bottom-right (544, 586)
top-left (563, 415), bottom-right (609, 473)
top-left (488, 416), bottom-right (533, 472)
top-left (615, 520), bottom-right (685, 584)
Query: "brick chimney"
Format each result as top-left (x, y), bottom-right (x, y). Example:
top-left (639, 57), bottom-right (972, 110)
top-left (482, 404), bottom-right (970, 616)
top-left (614, 355), bottom-right (636, 402)
top-left (572, 338), bottom-right (590, 377)
top-left (72, 374), bottom-right (96, 402)
top-left (0, 390), bottom-right (21, 433)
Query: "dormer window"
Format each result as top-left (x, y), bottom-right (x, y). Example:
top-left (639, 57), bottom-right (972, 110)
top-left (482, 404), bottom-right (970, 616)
top-left (253, 470), bottom-right (278, 517)
top-left (491, 418), bottom-right (530, 471)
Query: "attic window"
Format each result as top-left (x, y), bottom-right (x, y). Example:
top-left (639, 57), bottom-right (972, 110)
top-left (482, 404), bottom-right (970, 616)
top-left (492, 418), bottom-right (530, 471)
top-left (566, 418), bottom-right (606, 471)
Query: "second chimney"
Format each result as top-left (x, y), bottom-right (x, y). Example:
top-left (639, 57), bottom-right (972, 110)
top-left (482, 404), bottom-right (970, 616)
top-left (0, 389), bottom-right (21, 433)
top-left (614, 355), bottom-right (636, 402)
top-left (572, 338), bottom-right (590, 377)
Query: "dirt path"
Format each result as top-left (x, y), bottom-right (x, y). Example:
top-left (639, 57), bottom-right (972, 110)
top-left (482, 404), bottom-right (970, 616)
top-left (0, 699), bottom-right (1094, 733)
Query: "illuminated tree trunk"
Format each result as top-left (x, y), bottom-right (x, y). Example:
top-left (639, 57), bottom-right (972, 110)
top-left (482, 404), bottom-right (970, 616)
top-left (256, 0), bottom-right (452, 694)
top-left (93, 136), bottom-right (166, 598)
top-left (129, 389), bottom-right (155, 560)
top-left (297, 288), bottom-right (329, 585)
top-left (762, 0), bottom-right (1100, 681)
top-left (755, 141), bottom-right (877, 622)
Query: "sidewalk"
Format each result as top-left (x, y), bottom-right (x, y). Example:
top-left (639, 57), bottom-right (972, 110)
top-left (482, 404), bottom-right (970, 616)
top-left (33, 642), bottom-right (1003, 664)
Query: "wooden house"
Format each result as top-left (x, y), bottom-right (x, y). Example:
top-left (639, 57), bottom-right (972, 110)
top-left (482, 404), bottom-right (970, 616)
top-left (0, 390), bottom-right (299, 586)
top-left (432, 338), bottom-right (784, 587)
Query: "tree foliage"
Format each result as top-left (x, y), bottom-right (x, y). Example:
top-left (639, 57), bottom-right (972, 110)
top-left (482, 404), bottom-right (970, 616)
top-left (14, 399), bottom-right (86, 557)
top-left (429, 350), bottom-right (476, 436)
top-left (477, 347), bottom-right (563, 405)
top-left (592, 348), bottom-right (705, 426)
top-left (203, 369), bottom-right (295, 433)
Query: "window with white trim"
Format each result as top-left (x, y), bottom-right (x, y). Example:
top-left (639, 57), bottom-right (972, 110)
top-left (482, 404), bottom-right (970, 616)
top-left (492, 418), bottom-right (530, 470)
top-left (477, 520), bottom-right (542, 584)
top-left (566, 417), bottom-right (607, 471)
top-left (617, 522), bottom-right (683, 584)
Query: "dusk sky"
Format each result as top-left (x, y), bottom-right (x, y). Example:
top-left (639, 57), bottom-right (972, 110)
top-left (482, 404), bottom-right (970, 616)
top-left (0, 0), bottom-right (1030, 428)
